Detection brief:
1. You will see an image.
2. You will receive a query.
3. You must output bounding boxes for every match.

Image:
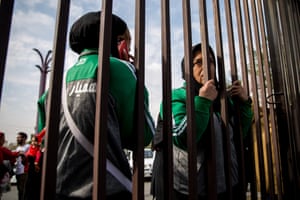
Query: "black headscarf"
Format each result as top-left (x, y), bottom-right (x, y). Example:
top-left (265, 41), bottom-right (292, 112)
top-left (181, 43), bottom-right (221, 112)
top-left (69, 11), bottom-right (128, 58)
top-left (181, 43), bottom-right (217, 92)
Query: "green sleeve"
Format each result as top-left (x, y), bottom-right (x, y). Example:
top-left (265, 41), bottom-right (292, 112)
top-left (143, 88), bottom-right (155, 146)
top-left (239, 98), bottom-right (254, 137)
top-left (162, 88), bottom-right (212, 150)
top-left (109, 58), bottom-right (154, 149)
top-left (37, 91), bottom-right (48, 132)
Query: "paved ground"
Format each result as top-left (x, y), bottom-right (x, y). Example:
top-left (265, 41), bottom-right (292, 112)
top-left (1, 184), bottom-right (17, 200)
top-left (2, 180), bottom-right (153, 200)
top-left (144, 180), bottom-right (153, 200)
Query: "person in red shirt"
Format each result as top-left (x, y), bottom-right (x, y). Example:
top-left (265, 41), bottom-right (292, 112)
top-left (0, 132), bottom-right (19, 197)
top-left (24, 128), bottom-right (46, 200)
top-left (25, 128), bottom-right (46, 166)
top-left (0, 132), bottom-right (19, 175)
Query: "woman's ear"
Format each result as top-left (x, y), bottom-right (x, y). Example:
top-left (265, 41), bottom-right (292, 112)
top-left (118, 40), bottom-right (129, 61)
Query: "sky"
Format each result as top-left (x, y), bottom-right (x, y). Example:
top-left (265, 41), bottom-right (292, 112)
top-left (0, 0), bottom-right (239, 144)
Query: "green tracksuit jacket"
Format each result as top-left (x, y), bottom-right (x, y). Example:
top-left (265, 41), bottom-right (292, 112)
top-left (38, 49), bottom-right (155, 198)
top-left (156, 83), bottom-right (253, 196)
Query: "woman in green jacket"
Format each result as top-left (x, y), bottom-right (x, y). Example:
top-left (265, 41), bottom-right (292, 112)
top-left (38, 11), bottom-right (154, 200)
top-left (151, 43), bottom-right (253, 200)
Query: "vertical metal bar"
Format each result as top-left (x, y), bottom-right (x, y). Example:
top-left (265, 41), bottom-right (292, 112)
top-left (235, 3), bottom-right (258, 199)
top-left (250, 0), bottom-right (275, 199)
top-left (199, 1), bottom-right (217, 200)
top-left (198, 0), bottom-right (210, 78)
top-left (256, 0), bottom-right (283, 199)
top-left (290, 0), bottom-right (300, 196)
top-left (286, 0), bottom-right (300, 88)
top-left (224, 1), bottom-right (247, 199)
top-left (276, 1), bottom-right (300, 198)
top-left (224, 0), bottom-right (238, 80)
top-left (234, 1), bottom-right (252, 199)
top-left (212, 0), bottom-right (231, 199)
top-left (93, 1), bottom-right (113, 199)
top-left (132, 0), bottom-right (146, 199)
top-left (40, 1), bottom-right (70, 199)
top-left (243, 0), bottom-right (266, 199)
top-left (287, 1), bottom-right (300, 168)
top-left (234, 0), bottom-right (249, 92)
top-left (282, 0), bottom-right (300, 152)
top-left (277, 0), bottom-right (300, 126)
top-left (293, 1), bottom-right (300, 75)
top-left (0, 0), bottom-right (14, 105)
top-left (271, 1), bottom-right (296, 163)
top-left (274, 1), bottom-right (298, 181)
top-left (262, 0), bottom-right (300, 198)
top-left (295, 1), bottom-right (300, 62)
top-left (262, 0), bottom-right (293, 198)
top-left (182, 0), bottom-right (197, 199)
top-left (161, 0), bottom-right (174, 199)
top-left (288, 0), bottom-right (300, 87)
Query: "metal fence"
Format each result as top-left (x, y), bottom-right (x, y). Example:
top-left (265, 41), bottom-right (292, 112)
top-left (0, 0), bottom-right (299, 199)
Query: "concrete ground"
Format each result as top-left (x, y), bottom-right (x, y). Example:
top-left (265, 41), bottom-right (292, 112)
top-left (1, 184), bottom-right (17, 200)
top-left (1, 180), bottom-right (153, 200)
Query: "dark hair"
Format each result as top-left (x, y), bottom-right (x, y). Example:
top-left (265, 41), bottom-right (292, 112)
top-left (18, 132), bottom-right (28, 139)
top-left (69, 11), bottom-right (128, 58)
top-left (181, 43), bottom-right (216, 80)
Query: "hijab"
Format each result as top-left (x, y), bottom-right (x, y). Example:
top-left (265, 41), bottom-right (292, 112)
top-left (69, 11), bottom-right (128, 58)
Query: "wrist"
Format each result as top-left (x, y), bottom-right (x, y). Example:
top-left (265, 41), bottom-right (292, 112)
top-left (243, 96), bottom-right (252, 104)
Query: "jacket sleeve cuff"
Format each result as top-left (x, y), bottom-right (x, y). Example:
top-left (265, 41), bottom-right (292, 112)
top-left (194, 96), bottom-right (212, 113)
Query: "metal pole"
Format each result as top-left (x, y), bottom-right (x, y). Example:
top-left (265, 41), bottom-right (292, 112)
top-left (161, 0), bottom-right (174, 199)
top-left (40, 0), bottom-right (70, 199)
top-left (132, 0), bottom-right (146, 199)
top-left (0, 0), bottom-right (15, 105)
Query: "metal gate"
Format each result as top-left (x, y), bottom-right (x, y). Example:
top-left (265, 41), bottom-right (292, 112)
top-left (0, 0), bottom-right (299, 199)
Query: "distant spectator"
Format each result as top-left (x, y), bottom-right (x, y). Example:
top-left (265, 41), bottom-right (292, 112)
top-left (0, 132), bottom-right (19, 198)
top-left (15, 132), bottom-right (30, 200)
top-left (24, 128), bottom-right (45, 200)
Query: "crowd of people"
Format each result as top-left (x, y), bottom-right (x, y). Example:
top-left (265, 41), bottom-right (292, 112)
top-left (1, 9), bottom-right (253, 200)
top-left (0, 129), bottom-right (46, 200)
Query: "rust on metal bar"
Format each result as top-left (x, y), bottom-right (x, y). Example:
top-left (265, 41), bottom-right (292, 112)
top-left (214, 0), bottom-right (241, 199)
top-left (293, 1), bottom-right (300, 65)
top-left (243, 0), bottom-right (266, 198)
top-left (285, 1), bottom-right (300, 148)
top-left (234, 0), bottom-right (249, 92)
top-left (256, 0), bottom-right (283, 198)
top-left (93, 1), bottom-right (113, 199)
top-left (132, 0), bottom-right (146, 199)
top-left (199, 1), bottom-right (217, 200)
top-left (276, 1), bottom-right (300, 197)
top-left (182, 0), bottom-right (197, 199)
top-left (250, 0), bottom-right (275, 198)
top-left (235, 0), bottom-right (256, 199)
top-left (263, 0), bottom-right (293, 197)
top-left (0, 0), bottom-right (14, 104)
top-left (224, 1), bottom-right (246, 199)
top-left (279, 0), bottom-right (300, 145)
top-left (288, 0), bottom-right (300, 77)
top-left (161, 0), bottom-right (174, 199)
top-left (40, 1), bottom-right (70, 200)
top-left (224, 0), bottom-right (237, 81)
